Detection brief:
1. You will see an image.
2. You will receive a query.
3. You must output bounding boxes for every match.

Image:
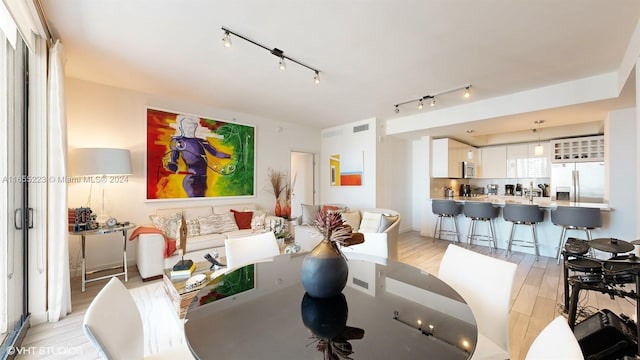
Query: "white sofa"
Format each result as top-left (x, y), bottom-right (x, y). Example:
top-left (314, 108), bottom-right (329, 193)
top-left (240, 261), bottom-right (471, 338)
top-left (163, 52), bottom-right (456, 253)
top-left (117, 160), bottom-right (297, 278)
top-left (294, 206), bottom-right (401, 260)
top-left (136, 203), bottom-right (282, 280)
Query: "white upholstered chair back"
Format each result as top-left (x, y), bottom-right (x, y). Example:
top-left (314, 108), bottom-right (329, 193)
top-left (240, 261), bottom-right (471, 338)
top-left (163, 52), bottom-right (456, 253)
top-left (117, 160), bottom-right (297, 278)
top-left (525, 316), bottom-right (584, 360)
top-left (224, 231), bottom-right (280, 269)
top-left (83, 277), bottom-right (144, 360)
top-left (438, 244), bottom-right (517, 359)
top-left (83, 278), bottom-right (194, 359)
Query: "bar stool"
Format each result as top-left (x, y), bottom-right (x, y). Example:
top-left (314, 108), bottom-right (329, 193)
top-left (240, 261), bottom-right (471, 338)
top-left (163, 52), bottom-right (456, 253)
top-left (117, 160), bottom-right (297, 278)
top-left (503, 203), bottom-right (545, 260)
top-left (463, 202), bottom-right (500, 252)
top-left (432, 199), bottom-right (463, 243)
top-left (551, 206), bottom-right (603, 264)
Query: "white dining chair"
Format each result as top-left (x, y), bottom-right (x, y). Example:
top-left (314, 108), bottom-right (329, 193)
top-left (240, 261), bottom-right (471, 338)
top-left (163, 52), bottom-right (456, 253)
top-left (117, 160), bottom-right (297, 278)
top-left (224, 231), bottom-right (281, 269)
top-left (438, 244), bottom-right (517, 360)
top-left (83, 277), bottom-right (194, 360)
top-left (525, 316), bottom-right (584, 360)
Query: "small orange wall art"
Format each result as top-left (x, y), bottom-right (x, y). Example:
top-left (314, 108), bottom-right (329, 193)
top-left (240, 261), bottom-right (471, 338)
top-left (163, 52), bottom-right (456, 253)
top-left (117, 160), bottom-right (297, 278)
top-left (329, 152), bottom-right (363, 186)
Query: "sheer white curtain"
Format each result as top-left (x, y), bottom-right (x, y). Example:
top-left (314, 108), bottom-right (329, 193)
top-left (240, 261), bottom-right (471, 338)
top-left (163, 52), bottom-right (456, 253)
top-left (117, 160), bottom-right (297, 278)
top-left (47, 40), bottom-right (71, 321)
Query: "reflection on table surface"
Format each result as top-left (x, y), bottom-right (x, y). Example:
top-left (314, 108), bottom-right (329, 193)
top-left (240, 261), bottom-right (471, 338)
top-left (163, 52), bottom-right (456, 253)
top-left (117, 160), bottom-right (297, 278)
top-left (184, 253), bottom-right (477, 359)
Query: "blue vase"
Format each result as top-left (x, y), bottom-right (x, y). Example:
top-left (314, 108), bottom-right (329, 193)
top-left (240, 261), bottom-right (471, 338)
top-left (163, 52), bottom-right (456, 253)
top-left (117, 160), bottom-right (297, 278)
top-left (301, 240), bottom-right (348, 298)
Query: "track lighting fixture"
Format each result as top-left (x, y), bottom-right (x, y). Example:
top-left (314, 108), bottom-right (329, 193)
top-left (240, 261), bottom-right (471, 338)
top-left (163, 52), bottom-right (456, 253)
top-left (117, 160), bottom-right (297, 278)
top-left (221, 26), bottom-right (321, 83)
top-left (393, 84), bottom-right (472, 114)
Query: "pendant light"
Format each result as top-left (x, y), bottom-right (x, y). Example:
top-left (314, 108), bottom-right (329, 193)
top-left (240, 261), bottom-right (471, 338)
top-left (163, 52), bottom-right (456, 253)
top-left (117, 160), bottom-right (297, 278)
top-left (534, 120), bottom-right (544, 156)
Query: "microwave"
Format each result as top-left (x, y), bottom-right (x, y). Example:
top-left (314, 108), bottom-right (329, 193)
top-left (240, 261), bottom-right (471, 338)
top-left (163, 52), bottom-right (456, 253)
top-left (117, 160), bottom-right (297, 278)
top-left (462, 161), bottom-right (476, 178)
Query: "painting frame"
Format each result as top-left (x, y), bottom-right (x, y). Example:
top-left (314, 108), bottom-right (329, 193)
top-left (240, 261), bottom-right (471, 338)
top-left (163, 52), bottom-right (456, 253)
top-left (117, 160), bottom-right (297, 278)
top-left (329, 152), bottom-right (364, 186)
top-left (145, 107), bottom-right (256, 201)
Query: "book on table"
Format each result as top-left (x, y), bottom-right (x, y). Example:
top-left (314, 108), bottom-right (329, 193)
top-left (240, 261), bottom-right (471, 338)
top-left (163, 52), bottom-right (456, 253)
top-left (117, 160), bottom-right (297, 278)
top-left (170, 261), bottom-right (196, 278)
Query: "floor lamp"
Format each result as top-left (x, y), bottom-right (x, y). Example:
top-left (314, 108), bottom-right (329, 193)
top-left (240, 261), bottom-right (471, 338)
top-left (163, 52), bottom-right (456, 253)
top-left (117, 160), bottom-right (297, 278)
top-left (69, 148), bottom-right (132, 225)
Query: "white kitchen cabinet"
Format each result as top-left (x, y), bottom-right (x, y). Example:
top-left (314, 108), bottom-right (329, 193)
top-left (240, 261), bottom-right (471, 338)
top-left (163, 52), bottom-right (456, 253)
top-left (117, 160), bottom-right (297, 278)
top-left (506, 142), bottom-right (551, 179)
top-left (551, 135), bottom-right (604, 163)
top-left (480, 146), bottom-right (507, 178)
top-left (432, 138), bottom-right (475, 178)
top-left (506, 144), bottom-right (528, 178)
top-left (527, 142), bottom-right (551, 178)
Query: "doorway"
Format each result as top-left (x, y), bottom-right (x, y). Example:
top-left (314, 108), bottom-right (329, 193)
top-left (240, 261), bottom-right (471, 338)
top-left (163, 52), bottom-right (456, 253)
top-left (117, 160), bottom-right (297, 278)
top-left (290, 152), bottom-right (316, 219)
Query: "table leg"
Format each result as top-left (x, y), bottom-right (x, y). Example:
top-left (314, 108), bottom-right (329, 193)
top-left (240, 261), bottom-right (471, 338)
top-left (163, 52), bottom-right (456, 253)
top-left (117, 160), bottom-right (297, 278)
top-left (123, 229), bottom-right (128, 282)
top-left (81, 234), bottom-right (86, 292)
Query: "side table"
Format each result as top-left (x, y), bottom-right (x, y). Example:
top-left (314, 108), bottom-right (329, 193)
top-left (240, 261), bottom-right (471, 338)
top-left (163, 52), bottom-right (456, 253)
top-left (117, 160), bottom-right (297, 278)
top-left (70, 223), bottom-right (135, 292)
top-left (162, 260), bottom-right (227, 318)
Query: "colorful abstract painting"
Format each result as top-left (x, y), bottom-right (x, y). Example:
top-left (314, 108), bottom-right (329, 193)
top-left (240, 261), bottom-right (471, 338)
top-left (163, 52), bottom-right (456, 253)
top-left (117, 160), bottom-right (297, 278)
top-left (146, 108), bottom-right (255, 200)
top-left (330, 152), bottom-right (363, 186)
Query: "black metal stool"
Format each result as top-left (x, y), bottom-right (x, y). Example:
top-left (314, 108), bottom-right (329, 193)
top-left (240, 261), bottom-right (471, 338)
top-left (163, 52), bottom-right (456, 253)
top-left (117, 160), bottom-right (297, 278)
top-left (551, 206), bottom-right (602, 264)
top-left (432, 199), bottom-right (462, 243)
top-left (503, 203), bottom-right (545, 260)
top-left (463, 202), bottom-right (500, 252)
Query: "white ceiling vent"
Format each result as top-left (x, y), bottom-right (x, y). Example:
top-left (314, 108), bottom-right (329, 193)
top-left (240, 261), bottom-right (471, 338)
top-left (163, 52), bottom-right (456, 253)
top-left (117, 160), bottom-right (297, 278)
top-left (322, 128), bottom-right (343, 138)
top-left (353, 124), bottom-right (369, 133)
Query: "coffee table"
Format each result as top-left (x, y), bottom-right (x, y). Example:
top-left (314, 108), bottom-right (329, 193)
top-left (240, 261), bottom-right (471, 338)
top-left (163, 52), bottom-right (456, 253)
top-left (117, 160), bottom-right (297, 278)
top-left (162, 260), bottom-right (227, 318)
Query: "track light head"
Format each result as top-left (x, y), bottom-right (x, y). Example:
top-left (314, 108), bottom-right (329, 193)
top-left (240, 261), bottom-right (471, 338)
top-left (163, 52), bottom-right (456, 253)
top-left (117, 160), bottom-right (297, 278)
top-left (394, 105), bottom-right (400, 114)
top-left (279, 57), bottom-right (286, 70)
top-left (430, 97), bottom-right (436, 107)
top-left (464, 86), bottom-right (471, 98)
top-left (418, 99), bottom-right (424, 110)
top-left (314, 71), bottom-right (320, 84)
top-left (222, 30), bottom-right (232, 48)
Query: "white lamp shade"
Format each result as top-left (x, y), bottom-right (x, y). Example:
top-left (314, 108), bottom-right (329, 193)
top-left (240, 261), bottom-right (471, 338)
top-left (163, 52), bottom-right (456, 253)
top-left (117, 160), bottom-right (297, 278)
top-left (70, 148), bottom-right (132, 176)
top-left (534, 144), bottom-right (544, 156)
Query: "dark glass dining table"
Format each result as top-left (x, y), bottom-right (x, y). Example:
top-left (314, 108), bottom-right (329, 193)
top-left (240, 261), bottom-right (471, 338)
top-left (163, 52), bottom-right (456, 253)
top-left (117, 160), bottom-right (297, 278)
top-left (184, 252), bottom-right (477, 359)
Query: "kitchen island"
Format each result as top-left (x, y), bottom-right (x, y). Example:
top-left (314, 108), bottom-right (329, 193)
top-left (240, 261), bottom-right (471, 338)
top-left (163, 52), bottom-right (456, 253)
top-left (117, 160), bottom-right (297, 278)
top-left (428, 196), bottom-right (614, 258)
top-left (439, 195), bottom-right (611, 211)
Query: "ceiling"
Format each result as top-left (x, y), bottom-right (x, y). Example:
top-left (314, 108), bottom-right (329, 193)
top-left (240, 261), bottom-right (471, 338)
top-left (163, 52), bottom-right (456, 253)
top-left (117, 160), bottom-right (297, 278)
top-left (39, 0), bottom-right (640, 144)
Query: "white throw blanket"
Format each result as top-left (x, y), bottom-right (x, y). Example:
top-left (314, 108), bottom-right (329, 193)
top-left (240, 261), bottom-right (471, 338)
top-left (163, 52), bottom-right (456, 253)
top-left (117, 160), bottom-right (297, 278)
top-left (128, 282), bottom-right (188, 356)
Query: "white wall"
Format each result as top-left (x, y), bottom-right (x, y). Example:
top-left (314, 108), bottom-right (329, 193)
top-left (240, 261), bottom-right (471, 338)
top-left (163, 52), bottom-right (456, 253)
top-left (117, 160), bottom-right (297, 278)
top-left (65, 78), bottom-right (320, 272)
top-left (376, 120), bottom-right (413, 232)
top-left (412, 136), bottom-right (431, 235)
top-left (320, 118), bottom-right (378, 209)
top-left (319, 118), bottom-right (413, 232)
top-left (606, 108), bottom-right (638, 240)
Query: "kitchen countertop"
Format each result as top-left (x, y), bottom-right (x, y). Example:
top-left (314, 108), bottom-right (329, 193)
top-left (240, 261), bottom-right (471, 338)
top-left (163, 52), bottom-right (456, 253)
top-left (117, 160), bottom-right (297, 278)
top-left (433, 195), bottom-right (611, 211)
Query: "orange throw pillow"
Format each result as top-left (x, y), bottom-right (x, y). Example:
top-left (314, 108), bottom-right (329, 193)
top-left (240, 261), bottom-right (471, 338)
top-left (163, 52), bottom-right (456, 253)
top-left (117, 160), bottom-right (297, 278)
top-left (165, 238), bottom-right (177, 258)
top-left (231, 209), bottom-right (253, 230)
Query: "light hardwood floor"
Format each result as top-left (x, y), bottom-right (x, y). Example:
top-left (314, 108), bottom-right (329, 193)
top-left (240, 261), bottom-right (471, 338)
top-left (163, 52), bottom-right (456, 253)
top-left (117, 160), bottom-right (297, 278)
top-left (15, 231), bottom-right (637, 359)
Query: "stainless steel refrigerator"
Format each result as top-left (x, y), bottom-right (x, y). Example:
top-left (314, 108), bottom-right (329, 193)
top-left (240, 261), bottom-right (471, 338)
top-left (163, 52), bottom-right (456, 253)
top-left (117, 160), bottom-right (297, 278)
top-left (551, 161), bottom-right (605, 203)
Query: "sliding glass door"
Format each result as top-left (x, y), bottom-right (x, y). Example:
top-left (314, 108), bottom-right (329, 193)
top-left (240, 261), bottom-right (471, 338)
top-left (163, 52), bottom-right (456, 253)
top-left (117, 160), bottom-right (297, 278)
top-left (0, 29), bottom-right (29, 356)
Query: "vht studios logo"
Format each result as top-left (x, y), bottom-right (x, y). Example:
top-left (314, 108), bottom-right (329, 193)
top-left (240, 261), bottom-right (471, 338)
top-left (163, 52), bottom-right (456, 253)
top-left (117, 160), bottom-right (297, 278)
top-left (8, 346), bottom-right (83, 355)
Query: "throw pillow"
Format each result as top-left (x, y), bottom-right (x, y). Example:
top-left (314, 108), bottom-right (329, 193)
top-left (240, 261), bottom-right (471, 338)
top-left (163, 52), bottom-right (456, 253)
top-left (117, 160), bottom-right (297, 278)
top-left (149, 212), bottom-right (182, 239)
top-left (164, 238), bottom-right (177, 258)
top-left (250, 209), bottom-right (268, 230)
top-left (378, 214), bottom-right (398, 232)
top-left (186, 218), bottom-right (200, 237)
top-left (231, 209), bottom-right (253, 230)
top-left (198, 213), bottom-right (240, 235)
top-left (300, 204), bottom-right (320, 225)
top-left (341, 210), bottom-right (361, 232)
top-left (322, 204), bottom-right (348, 214)
top-left (359, 211), bottom-right (382, 233)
